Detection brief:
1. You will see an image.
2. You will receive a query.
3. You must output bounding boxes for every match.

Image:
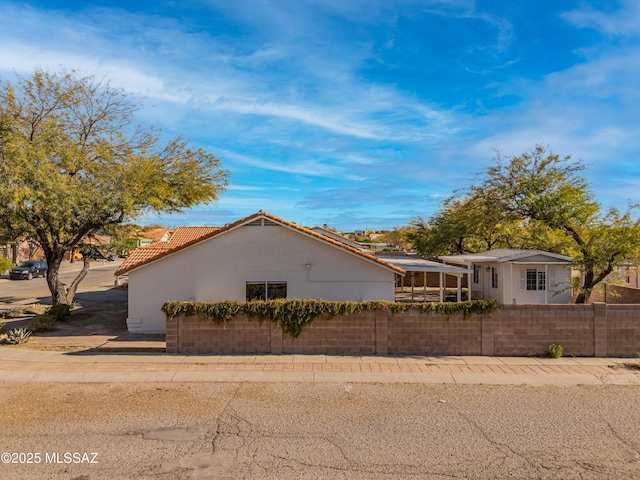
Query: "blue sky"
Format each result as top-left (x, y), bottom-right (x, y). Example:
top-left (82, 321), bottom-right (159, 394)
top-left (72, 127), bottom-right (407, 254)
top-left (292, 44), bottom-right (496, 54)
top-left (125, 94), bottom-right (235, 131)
top-left (1, 1), bottom-right (639, 231)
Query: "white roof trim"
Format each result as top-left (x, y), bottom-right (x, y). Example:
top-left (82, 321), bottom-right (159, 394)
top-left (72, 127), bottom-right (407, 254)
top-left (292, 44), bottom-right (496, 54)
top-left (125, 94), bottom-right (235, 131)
top-left (439, 249), bottom-right (573, 265)
top-left (380, 257), bottom-right (473, 276)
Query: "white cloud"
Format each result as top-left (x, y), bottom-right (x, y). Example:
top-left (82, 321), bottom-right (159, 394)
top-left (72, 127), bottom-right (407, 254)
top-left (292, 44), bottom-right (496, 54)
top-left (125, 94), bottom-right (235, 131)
top-left (218, 149), bottom-right (339, 178)
top-left (0, 42), bottom-right (191, 104)
top-left (563, 0), bottom-right (640, 37)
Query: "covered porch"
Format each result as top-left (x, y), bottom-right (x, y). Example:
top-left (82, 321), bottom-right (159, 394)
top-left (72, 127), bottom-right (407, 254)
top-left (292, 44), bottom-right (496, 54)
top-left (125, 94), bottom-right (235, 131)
top-left (381, 256), bottom-right (473, 303)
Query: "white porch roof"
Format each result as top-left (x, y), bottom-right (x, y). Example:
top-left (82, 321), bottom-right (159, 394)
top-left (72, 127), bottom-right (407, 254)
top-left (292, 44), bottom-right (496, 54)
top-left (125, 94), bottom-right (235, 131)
top-left (439, 249), bottom-right (572, 266)
top-left (380, 256), bottom-right (473, 276)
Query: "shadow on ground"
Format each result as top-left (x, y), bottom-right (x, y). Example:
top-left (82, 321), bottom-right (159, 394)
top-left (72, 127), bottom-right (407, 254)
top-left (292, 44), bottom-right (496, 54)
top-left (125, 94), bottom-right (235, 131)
top-left (3, 288), bottom-right (165, 353)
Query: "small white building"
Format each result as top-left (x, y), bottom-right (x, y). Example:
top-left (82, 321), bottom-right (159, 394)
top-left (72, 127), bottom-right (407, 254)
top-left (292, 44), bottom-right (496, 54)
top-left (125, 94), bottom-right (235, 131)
top-left (439, 249), bottom-right (573, 305)
top-left (115, 212), bottom-right (406, 333)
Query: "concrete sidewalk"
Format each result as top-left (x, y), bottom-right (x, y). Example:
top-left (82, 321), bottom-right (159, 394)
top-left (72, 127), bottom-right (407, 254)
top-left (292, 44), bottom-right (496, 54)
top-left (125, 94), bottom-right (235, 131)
top-left (1, 346), bottom-right (639, 385)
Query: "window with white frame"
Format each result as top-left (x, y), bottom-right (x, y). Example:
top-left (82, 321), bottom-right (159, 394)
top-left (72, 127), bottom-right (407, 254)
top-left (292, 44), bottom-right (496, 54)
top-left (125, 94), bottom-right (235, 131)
top-left (491, 267), bottom-right (498, 289)
top-left (246, 281), bottom-right (287, 301)
top-left (473, 265), bottom-right (480, 284)
top-left (520, 268), bottom-right (546, 291)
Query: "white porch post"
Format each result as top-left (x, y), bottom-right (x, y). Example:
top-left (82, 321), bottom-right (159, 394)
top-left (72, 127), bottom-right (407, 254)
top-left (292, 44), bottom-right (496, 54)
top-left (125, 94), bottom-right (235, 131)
top-left (439, 272), bottom-right (444, 302)
top-left (509, 263), bottom-right (513, 304)
top-left (411, 272), bottom-right (415, 301)
top-left (544, 264), bottom-right (549, 304)
top-left (423, 272), bottom-right (427, 301)
top-left (456, 275), bottom-right (462, 302)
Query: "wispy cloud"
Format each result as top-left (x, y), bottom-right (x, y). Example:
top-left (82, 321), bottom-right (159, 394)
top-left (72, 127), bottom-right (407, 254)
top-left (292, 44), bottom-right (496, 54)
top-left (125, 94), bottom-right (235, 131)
top-left (2, 1), bottom-right (640, 229)
top-left (563, 0), bottom-right (640, 37)
top-left (218, 149), bottom-right (341, 178)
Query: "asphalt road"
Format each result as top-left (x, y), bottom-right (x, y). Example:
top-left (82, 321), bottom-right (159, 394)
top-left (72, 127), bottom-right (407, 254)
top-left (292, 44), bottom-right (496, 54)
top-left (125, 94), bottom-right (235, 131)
top-left (1, 382), bottom-right (639, 479)
top-left (0, 259), bottom-right (124, 303)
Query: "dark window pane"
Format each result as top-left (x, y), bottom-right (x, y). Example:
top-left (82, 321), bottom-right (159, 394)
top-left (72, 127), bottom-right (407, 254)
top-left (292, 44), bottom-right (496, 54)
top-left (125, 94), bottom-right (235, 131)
top-left (526, 269), bottom-right (537, 290)
top-left (538, 271), bottom-right (546, 290)
top-left (267, 282), bottom-right (287, 300)
top-left (246, 283), bottom-right (266, 302)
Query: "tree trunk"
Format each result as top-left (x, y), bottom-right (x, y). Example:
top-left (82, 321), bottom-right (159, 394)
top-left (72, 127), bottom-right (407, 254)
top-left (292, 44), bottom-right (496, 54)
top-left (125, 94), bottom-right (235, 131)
top-left (65, 255), bottom-right (91, 303)
top-left (45, 252), bottom-right (69, 305)
top-left (45, 250), bottom-right (91, 305)
top-left (574, 290), bottom-right (589, 304)
top-left (574, 269), bottom-right (595, 304)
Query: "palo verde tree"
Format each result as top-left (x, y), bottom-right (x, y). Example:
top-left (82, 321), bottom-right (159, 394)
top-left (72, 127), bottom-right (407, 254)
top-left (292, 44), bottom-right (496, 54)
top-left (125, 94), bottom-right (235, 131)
top-left (405, 192), bottom-right (516, 258)
top-left (405, 145), bottom-right (639, 303)
top-left (480, 145), bottom-right (640, 303)
top-left (0, 68), bottom-right (228, 305)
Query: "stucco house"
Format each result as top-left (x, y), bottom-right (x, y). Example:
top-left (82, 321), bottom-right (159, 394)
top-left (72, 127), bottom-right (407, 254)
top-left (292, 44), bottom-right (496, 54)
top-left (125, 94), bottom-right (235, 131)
top-left (438, 249), bottom-right (573, 305)
top-left (115, 212), bottom-right (406, 333)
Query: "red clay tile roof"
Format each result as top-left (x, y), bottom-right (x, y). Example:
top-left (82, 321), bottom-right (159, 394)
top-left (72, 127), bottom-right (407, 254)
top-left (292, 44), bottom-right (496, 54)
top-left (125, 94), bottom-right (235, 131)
top-left (164, 226), bottom-right (220, 246)
top-left (137, 227), bottom-right (172, 243)
top-left (114, 212), bottom-right (405, 276)
top-left (115, 226), bottom-right (220, 276)
top-left (80, 233), bottom-right (111, 245)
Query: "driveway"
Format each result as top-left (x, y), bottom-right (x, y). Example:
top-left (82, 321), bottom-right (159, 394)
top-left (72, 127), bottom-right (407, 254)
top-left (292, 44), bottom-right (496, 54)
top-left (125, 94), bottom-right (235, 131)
top-left (1, 259), bottom-right (165, 352)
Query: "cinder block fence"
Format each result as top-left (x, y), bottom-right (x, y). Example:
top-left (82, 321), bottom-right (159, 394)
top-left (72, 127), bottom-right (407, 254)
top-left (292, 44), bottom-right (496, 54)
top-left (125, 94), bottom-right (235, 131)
top-left (166, 303), bottom-right (640, 357)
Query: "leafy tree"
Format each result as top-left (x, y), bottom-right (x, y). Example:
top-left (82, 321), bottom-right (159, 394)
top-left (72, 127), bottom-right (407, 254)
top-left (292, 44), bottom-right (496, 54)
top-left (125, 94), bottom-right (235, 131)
top-left (405, 145), bottom-right (639, 303)
top-left (481, 145), bottom-right (640, 303)
top-left (0, 69), bottom-right (228, 305)
top-left (378, 227), bottom-right (413, 251)
top-left (405, 193), bottom-right (516, 258)
top-left (104, 223), bottom-right (145, 256)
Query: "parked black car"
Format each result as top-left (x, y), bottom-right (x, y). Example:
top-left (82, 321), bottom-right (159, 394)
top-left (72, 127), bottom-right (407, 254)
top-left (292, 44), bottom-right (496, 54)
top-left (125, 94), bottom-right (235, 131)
top-left (9, 261), bottom-right (48, 280)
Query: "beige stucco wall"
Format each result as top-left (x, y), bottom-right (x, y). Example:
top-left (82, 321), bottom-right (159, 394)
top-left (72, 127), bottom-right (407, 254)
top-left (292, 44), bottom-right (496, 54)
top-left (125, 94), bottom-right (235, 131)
top-left (127, 223), bottom-right (397, 333)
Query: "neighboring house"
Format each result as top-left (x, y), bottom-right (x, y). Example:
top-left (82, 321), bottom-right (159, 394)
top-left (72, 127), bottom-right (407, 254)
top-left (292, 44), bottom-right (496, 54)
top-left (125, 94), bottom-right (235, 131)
top-left (136, 228), bottom-right (172, 246)
top-left (1, 239), bottom-right (44, 264)
top-left (439, 249), bottom-right (573, 305)
top-left (310, 226), bottom-right (369, 251)
top-left (607, 262), bottom-right (640, 288)
top-left (115, 212), bottom-right (406, 333)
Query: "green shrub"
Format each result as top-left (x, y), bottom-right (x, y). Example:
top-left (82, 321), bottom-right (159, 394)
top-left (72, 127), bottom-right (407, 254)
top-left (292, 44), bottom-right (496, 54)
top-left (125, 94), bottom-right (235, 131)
top-left (47, 303), bottom-right (71, 322)
top-left (0, 256), bottom-right (13, 275)
top-left (545, 343), bottom-right (564, 358)
top-left (5, 328), bottom-right (32, 344)
top-left (29, 314), bottom-right (58, 332)
top-left (162, 298), bottom-right (500, 338)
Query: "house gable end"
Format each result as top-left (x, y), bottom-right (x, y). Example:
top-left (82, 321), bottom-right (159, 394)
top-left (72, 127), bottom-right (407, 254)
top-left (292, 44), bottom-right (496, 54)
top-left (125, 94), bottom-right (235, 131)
top-left (115, 212), bottom-right (405, 276)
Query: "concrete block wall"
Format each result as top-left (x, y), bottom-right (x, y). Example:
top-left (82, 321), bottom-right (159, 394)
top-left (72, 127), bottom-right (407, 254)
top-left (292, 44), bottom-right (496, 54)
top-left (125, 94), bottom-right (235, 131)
top-left (281, 314), bottom-right (377, 354)
top-left (590, 283), bottom-right (640, 303)
top-left (166, 303), bottom-right (640, 357)
top-left (166, 314), bottom-right (271, 354)
top-left (388, 311), bottom-right (482, 355)
top-left (607, 305), bottom-right (640, 356)
top-left (492, 305), bottom-right (595, 356)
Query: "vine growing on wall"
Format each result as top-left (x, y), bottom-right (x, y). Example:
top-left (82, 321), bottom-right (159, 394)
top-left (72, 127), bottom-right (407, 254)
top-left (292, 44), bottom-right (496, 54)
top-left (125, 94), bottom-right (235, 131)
top-left (161, 299), bottom-right (499, 338)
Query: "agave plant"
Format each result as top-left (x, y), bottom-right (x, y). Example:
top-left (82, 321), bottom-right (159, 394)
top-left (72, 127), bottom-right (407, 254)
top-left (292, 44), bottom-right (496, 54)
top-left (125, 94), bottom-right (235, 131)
top-left (6, 328), bottom-right (32, 345)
